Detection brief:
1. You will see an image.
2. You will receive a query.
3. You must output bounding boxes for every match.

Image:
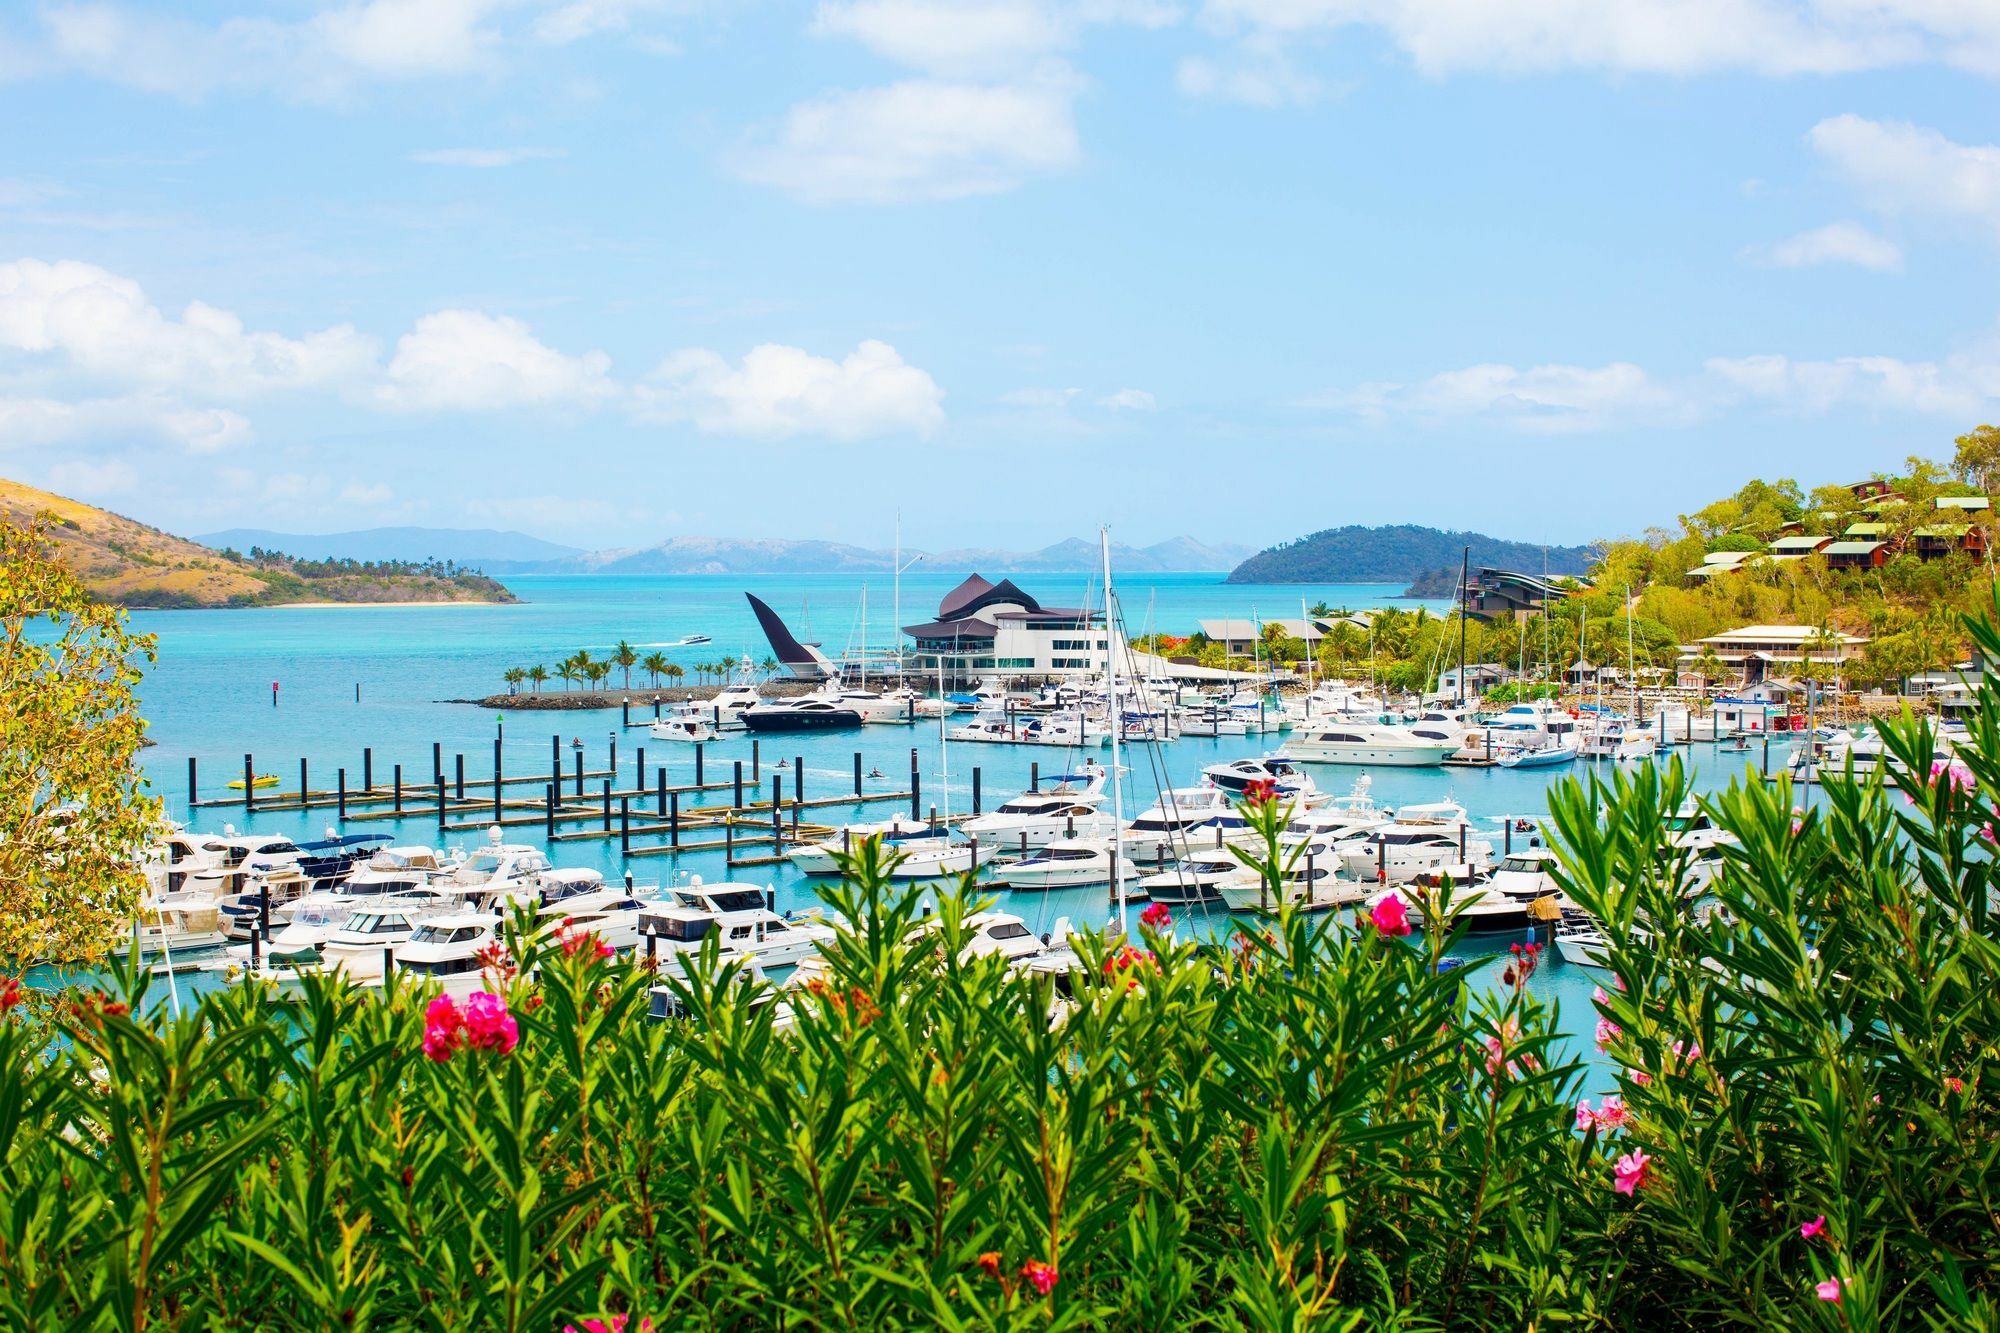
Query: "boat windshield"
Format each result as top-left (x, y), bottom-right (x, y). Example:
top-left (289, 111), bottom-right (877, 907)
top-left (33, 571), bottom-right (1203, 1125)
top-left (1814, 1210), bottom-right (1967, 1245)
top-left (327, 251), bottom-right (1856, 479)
top-left (1499, 856), bottom-right (1545, 874)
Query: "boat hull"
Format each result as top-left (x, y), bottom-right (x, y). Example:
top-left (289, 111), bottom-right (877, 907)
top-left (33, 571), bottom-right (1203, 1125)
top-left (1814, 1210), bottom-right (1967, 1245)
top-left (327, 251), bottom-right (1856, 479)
top-left (741, 708), bottom-right (863, 732)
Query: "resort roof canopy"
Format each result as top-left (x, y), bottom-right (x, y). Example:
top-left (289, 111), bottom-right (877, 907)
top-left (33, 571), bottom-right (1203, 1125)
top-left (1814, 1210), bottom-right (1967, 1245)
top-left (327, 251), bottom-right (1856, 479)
top-left (1129, 651), bottom-right (1268, 682)
top-left (1767, 535), bottom-right (1830, 552)
top-left (1936, 495), bottom-right (1991, 511)
top-left (901, 617), bottom-right (998, 640)
top-left (1822, 540), bottom-right (1886, 555)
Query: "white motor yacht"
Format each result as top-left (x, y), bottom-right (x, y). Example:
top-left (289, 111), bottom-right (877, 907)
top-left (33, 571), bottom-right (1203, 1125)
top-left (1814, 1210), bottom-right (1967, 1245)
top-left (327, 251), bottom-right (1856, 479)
top-left (785, 814), bottom-right (952, 875)
top-left (1217, 852), bottom-right (1365, 914)
top-left (1488, 849), bottom-right (1568, 906)
top-left (1554, 917), bottom-right (1610, 968)
top-left (881, 839), bottom-right (997, 879)
top-left (997, 838), bottom-right (1139, 891)
top-left (741, 696), bottom-right (864, 732)
top-left (1367, 880), bottom-right (1532, 933)
top-left (1283, 775), bottom-right (1392, 841)
top-left (1286, 722), bottom-right (1457, 767)
top-left (1120, 786), bottom-right (1252, 863)
top-left (1201, 755), bottom-right (1321, 803)
top-left (638, 880), bottom-right (839, 970)
top-left (317, 895), bottom-right (459, 981)
top-left (391, 912), bottom-right (508, 996)
top-left (1136, 849), bottom-right (1244, 904)
top-left (959, 764), bottom-right (1114, 850)
top-left (1337, 805), bottom-right (1493, 884)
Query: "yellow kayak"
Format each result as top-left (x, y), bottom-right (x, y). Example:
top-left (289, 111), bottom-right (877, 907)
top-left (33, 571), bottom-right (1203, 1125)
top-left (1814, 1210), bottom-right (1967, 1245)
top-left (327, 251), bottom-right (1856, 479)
top-left (226, 774), bottom-right (281, 790)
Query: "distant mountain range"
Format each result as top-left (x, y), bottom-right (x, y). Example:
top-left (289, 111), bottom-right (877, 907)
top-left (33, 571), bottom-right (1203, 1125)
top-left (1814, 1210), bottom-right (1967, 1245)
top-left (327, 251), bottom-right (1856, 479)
top-left (197, 526), bottom-right (585, 568)
top-left (193, 528), bottom-right (1254, 575)
top-left (1226, 525), bottom-right (1597, 586)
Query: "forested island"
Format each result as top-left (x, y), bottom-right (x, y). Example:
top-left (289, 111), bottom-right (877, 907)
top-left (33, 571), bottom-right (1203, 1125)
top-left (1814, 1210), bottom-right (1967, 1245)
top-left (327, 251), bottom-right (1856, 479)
top-left (1226, 524), bottom-right (1595, 586)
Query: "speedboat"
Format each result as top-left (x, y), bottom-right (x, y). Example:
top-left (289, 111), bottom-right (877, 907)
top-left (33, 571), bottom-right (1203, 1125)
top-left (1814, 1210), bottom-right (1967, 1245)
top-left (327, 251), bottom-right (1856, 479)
top-left (1555, 916), bottom-right (1610, 967)
top-left (1495, 738), bottom-right (1579, 769)
top-left (1286, 722), bottom-right (1457, 767)
top-left (882, 839), bottom-right (997, 879)
top-left (638, 881), bottom-right (838, 970)
top-left (998, 838), bottom-right (1138, 891)
top-left (678, 634), bottom-right (712, 646)
top-left (946, 712), bottom-right (1107, 747)
top-left (649, 710), bottom-right (718, 743)
top-left (741, 696), bottom-right (863, 732)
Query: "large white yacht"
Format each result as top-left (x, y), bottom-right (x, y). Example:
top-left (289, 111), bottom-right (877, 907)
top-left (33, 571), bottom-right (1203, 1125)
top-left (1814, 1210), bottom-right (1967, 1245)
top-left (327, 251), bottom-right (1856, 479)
top-left (785, 814), bottom-right (951, 875)
top-left (1286, 722), bottom-right (1458, 767)
top-left (1120, 786), bottom-right (1250, 863)
top-left (638, 880), bottom-right (839, 970)
top-left (959, 765), bottom-right (1115, 849)
top-left (997, 838), bottom-right (1140, 891)
top-left (1336, 802), bottom-right (1493, 883)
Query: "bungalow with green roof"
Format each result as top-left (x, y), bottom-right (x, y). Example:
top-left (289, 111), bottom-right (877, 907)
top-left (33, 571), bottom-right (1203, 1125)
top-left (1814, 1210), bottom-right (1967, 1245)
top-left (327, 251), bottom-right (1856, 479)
top-left (1914, 522), bottom-right (1985, 560)
top-left (1823, 540), bottom-right (1887, 570)
top-left (1767, 534), bottom-right (1832, 556)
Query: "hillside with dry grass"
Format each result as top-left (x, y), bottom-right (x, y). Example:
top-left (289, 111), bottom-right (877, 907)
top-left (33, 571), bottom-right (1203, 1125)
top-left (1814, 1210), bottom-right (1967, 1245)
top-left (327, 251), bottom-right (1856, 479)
top-left (0, 478), bottom-right (516, 609)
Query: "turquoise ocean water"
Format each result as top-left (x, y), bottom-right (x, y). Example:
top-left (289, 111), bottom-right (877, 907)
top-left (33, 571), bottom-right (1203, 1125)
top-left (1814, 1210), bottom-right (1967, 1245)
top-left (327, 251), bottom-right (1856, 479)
top-left (125, 571), bottom-right (1788, 1090)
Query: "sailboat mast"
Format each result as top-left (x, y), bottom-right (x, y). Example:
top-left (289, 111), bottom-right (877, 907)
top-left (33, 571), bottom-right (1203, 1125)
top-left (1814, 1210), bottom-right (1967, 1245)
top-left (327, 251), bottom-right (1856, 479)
top-left (1457, 546), bottom-right (1470, 708)
top-left (1101, 526), bottom-right (1127, 932)
top-left (893, 512), bottom-right (901, 680)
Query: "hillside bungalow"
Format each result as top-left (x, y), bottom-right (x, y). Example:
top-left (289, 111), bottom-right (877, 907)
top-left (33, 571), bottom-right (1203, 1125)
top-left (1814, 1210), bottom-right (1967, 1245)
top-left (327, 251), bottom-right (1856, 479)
top-left (1935, 495), bottom-right (1991, 514)
top-left (1823, 540), bottom-right (1887, 570)
top-left (1197, 619), bottom-right (1262, 657)
top-left (1686, 550), bottom-right (1752, 583)
top-left (1914, 522), bottom-right (1987, 560)
top-left (1767, 534), bottom-right (1832, 556)
top-left (1848, 479), bottom-right (1899, 501)
top-left (1438, 663), bottom-right (1510, 695)
top-left (1679, 625), bottom-right (1869, 685)
top-left (1464, 568), bottom-right (1573, 622)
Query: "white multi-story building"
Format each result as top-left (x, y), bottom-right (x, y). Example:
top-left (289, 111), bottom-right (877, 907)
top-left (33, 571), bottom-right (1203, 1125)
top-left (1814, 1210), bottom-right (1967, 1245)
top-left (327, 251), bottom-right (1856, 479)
top-left (902, 575), bottom-right (1120, 684)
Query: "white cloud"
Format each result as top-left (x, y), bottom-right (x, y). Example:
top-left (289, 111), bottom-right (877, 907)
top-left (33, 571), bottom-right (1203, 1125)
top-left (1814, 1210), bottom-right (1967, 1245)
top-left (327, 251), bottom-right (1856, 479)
top-left (410, 146), bottom-right (564, 167)
top-left (1001, 386), bottom-right (1081, 407)
top-left (34, 0), bottom-right (514, 99)
top-left (0, 394), bottom-right (253, 452)
top-left (338, 481), bottom-right (396, 504)
top-left (638, 339), bottom-right (945, 438)
top-left (1809, 114), bottom-right (2000, 237)
top-left (1175, 46), bottom-right (1324, 106)
top-left (1706, 340), bottom-right (2000, 415)
top-left (1099, 387), bottom-right (1157, 410)
top-left (1319, 360), bottom-right (1676, 432)
top-left (813, 0), bottom-right (1071, 75)
top-left (1759, 221), bottom-right (1903, 271)
top-left (1191, 0), bottom-right (2000, 79)
top-left (737, 75), bottom-right (1082, 203)
top-left (378, 310), bottom-right (616, 410)
top-left (308, 0), bottom-right (506, 76)
top-left (0, 259), bottom-right (378, 396)
top-left (533, 0), bottom-right (669, 43)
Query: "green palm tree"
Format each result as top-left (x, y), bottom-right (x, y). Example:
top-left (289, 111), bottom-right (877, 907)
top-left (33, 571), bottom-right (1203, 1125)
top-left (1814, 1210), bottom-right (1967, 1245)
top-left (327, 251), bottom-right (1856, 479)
top-left (664, 663), bottom-right (684, 688)
top-left (556, 663), bottom-right (580, 692)
top-left (641, 651), bottom-right (668, 687)
top-left (760, 654), bottom-right (780, 679)
top-left (502, 666), bottom-right (526, 694)
top-left (526, 664), bottom-right (549, 695)
top-left (614, 639), bottom-right (638, 690)
top-left (587, 662), bottom-right (611, 693)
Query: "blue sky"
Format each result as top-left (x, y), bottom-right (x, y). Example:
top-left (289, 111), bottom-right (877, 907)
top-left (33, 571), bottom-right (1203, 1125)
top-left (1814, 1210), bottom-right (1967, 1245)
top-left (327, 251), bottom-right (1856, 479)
top-left (1, 1), bottom-right (1997, 553)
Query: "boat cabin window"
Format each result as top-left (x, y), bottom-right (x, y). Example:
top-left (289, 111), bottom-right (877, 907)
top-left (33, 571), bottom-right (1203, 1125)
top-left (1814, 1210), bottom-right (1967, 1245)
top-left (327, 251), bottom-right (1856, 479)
top-left (1316, 732), bottom-right (1365, 743)
top-left (987, 922), bottom-right (1032, 941)
top-left (700, 890), bottom-right (767, 913)
top-left (1039, 848), bottom-right (1096, 862)
top-left (399, 957), bottom-right (480, 977)
top-left (653, 916), bottom-right (715, 943)
top-left (1500, 856), bottom-right (1545, 874)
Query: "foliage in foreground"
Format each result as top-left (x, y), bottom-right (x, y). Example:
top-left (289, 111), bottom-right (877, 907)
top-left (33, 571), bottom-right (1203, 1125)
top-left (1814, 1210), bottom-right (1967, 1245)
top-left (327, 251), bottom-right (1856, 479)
top-left (0, 515), bottom-right (159, 966)
top-left (1, 620), bottom-right (1998, 1328)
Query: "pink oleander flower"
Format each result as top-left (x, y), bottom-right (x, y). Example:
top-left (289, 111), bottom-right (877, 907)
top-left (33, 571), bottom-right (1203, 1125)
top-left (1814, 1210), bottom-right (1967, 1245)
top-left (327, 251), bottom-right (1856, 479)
top-left (1946, 1076), bottom-right (1965, 1094)
top-left (564, 1317), bottom-right (654, 1333)
top-left (1594, 1017), bottom-right (1622, 1051)
top-left (1140, 901), bottom-right (1172, 930)
top-left (463, 990), bottom-right (520, 1055)
top-left (1575, 1096), bottom-right (1630, 1135)
top-left (422, 994), bottom-right (465, 1063)
top-left (1929, 759), bottom-right (1974, 793)
top-left (1982, 822), bottom-right (1996, 845)
top-left (1670, 1038), bottom-right (1702, 1066)
top-left (1019, 1260), bottom-right (1058, 1296)
top-left (1791, 818), bottom-right (1803, 835)
top-left (1629, 1069), bottom-right (1652, 1086)
top-left (1800, 1215), bottom-right (1827, 1240)
top-left (1815, 1279), bottom-right (1842, 1304)
top-left (1370, 893), bottom-right (1411, 937)
top-left (1612, 1150), bottom-right (1652, 1196)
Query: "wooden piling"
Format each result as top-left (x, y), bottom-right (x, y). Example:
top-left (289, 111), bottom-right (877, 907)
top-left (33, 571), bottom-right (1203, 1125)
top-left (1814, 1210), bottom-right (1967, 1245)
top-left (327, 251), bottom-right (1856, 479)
top-left (436, 779), bottom-right (447, 829)
top-left (337, 769), bottom-right (347, 820)
top-left (393, 765), bottom-right (403, 812)
top-left (455, 753), bottom-right (465, 800)
top-left (188, 756), bottom-right (198, 808)
top-left (972, 767), bottom-right (981, 814)
top-left (910, 748), bottom-right (920, 819)
top-left (853, 751), bottom-right (863, 796)
top-left (363, 747), bottom-right (373, 792)
top-left (493, 738), bottom-right (503, 821)
top-left (620, 797), bottom-right (631, 856)
top-left (244, 754), bottom-right (255, 810)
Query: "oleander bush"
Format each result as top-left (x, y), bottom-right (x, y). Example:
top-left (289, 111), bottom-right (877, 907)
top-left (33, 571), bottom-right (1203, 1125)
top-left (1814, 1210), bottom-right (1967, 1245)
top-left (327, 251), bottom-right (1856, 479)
top-left (2, 622), bottom-right (1997, 1330)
